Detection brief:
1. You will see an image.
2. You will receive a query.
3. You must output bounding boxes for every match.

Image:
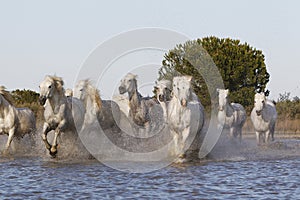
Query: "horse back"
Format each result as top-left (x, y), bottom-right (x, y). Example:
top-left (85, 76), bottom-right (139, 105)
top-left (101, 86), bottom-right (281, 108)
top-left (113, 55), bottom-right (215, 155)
top-left (16, 107), bottom-right (36, 135)
top-left (231, 103), bottom-right (247, 124)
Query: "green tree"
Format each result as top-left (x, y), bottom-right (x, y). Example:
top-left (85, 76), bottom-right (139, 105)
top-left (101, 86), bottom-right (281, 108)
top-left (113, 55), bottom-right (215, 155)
top-left (158, 36), bottom-right (270, 109)
top-left (11, 89), bottom-right (39, 105)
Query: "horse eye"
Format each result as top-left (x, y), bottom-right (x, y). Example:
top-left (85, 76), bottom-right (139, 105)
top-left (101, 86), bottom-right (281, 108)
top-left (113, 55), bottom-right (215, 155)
top-left (48, 85), bottom-right (52, 89)
top-left (80, 89), bottom-right (83, 92)
top-left (262, 100), bottom-right (265, 104)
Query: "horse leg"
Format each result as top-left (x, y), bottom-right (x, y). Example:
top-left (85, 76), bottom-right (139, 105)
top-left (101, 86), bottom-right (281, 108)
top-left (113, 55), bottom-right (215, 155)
top-left (270, 124), bottom-right (275, 141)
top-left (229, 127), bottom-right (235, 138)
top-left (50, 129), bottom-right (60, 157)
top-left (3, 127), bottom-right (15, 155)
top-left (179, 128), bottom-right (190, 158)
top-left (42, 123), bottom-right (51, 151)
top-left (265, 130), bottom-right (270, 144)
top-left (172, 132), bottom-right (179, 156)
top-left (256, 131), bottom-right (260, 145)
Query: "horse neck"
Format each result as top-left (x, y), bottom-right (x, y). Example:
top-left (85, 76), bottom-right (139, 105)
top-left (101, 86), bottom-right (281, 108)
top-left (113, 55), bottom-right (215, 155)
top-left (0, 95), bottom-right (14, 115)
top-left (84, 94), bottom-right (99, 114)
top-left (48, 91), bottom-right (66, 111)
top-left (128, 89), bottom-right (141, 110)
top-left (159, 101), bottom-right (168, 118)
top-left (218, 97), bottom-right (233, 116)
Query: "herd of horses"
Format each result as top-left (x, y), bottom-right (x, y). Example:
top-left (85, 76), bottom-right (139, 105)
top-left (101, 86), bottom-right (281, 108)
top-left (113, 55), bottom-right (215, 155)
top-left (0, 73), bottom-right (277, 162)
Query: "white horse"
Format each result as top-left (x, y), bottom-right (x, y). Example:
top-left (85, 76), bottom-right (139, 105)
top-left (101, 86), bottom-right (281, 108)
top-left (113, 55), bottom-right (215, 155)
top-left (118, 73), bottom-right (161, 136)
top-left (39, 75), bottom-right (85, 157)
top-left (251, 92), bottom-right (277, 145)
top-left (155, 79), bottom-right (172, 120)
top-left (0, 86), bottom-right (36, 154)
top-left (168, 76), bottom-right (204, 159)
top-left (217, 89), bottom-right (246, 141)
top-left (74, 79), bottom-right (121, 132)
top-left (65, 88), bottom-right (73, 97)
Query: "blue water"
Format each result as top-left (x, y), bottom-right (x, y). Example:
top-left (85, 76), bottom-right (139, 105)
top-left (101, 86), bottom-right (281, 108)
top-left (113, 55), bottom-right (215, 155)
top-left (0, 156), bottom-right (299, 199)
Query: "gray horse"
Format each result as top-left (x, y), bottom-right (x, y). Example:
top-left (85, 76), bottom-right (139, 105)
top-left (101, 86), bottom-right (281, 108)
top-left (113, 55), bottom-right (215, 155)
top-left (118, 73), bottom-right (162, 137)
top-left (217, 89), bottom-right (246, 142)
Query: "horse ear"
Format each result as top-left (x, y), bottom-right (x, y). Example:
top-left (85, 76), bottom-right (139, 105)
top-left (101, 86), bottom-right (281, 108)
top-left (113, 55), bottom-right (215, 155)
top-left (54, 78), bottom-right (64, 93)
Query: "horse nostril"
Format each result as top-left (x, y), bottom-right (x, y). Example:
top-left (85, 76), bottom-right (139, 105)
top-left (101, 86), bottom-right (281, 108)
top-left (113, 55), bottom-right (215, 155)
top-left (158, 94), bottom-right (164, 102)
top-left (119, 86), bottom-right (126, 94)
top-left (39, 96), bottom-right (47, 106)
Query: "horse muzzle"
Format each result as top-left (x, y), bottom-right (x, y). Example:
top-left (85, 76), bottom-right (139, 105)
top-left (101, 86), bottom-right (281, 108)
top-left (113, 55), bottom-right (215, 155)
top-left (119, 86), bottom-right (126, 94)
top-left (256, 110), bottom-right (262, 116)
top-left (158, 94), bottom-right (165, 102)
top-left (181, 99), bottom-right (187, 107)
top-left (39, 96), bottom-right (47, 106)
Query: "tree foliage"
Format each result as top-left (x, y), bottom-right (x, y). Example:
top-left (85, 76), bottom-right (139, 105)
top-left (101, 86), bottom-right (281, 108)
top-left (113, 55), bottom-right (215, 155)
top-left (158, 36), bottom-right (270, 109)
top-left (276, 92), bottom-right (300, 119)
top-left (11, 89), bottom-right (39, 105)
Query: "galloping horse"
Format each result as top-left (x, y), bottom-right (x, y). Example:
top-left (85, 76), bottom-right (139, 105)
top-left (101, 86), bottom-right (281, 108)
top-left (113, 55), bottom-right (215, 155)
top-left (155, 79), bottom-right (172, 120)
top-left (74, 79), bottom-right (121, 132)
top-left (39, 75), bottom-right (85, 157)
top-left (118, 73), bottom-right (162, 136)
top-left (168, 76), bottom-right (204, 160)
top-left (0, 86), bottom-right (36, 154)
top-left (217, 89), bottom-right (246, 141)
top-left (251, 92), bottom-right (277, 145)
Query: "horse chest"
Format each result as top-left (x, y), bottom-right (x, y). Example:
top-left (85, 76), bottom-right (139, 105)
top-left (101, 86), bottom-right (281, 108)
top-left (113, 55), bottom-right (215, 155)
top-left (169, 106), bottom-right (190, 131)
top-left (218, 110), bottom-right (235, 127)
top-left (251, 113), bottom-right (269, 132)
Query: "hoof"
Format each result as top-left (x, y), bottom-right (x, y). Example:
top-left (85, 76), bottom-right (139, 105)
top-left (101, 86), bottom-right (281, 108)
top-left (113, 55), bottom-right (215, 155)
top-left (174, 157), bottom-right (187, 164)
top-left (49, 146), bottom-right (58, 158)
top-left (49, 150), bottom-right (57, 158)
top-left (179, 153), bottom-right (186, 159)
top-left (2, 150), bottom-right (10, 157)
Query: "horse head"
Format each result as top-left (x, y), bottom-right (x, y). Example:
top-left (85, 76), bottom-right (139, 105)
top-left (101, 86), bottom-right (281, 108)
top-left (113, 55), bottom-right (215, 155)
top-left (0, 86), bottom-right (14, 105)
top-left (217, 88), bottom-right (229, 111)
top-left (119, 73), bottom-right (138, 95)
top-left (65, 88), bottom-right (73, 97)
top-left (74, 79), bottom-right (88, 101)
top-left (155, 80), bottom-right (172, 103)
top-left (172, 76), bottom-right (192, 107)
top-left (74, 79), bottom-right (102, 110)
top-left (39, 75), bottom-right (64, 106)
top-left (254, 92), bottom-right (266, 116)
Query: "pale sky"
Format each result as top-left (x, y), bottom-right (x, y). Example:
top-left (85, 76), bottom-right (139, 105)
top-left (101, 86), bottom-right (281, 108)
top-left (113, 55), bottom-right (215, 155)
top-left (0, 0), bottom-right (299, 100)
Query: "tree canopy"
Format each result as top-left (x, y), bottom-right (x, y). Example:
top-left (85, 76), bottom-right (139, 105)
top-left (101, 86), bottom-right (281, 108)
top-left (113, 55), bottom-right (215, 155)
top-left (158, 36), bottom-right (270, 109)
top-left (11, 89), bottom-right (39, 105)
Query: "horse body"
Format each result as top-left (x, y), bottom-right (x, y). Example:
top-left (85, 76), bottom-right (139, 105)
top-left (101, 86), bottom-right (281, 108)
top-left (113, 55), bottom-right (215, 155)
top-left (74, 79), bottom-right (121, 132)
top-left (39, 75), bottom-right (85, 157)
top-left (119, 73), bottom-right (161, 136)
top-left (167, 76), bottom-right (204, 158)
top-left (0, 86), bottom-right (36, 154)
top-left (251, 93), bottom-right (277, 145)
top-left (217, 89), bottom-right (246, 141)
